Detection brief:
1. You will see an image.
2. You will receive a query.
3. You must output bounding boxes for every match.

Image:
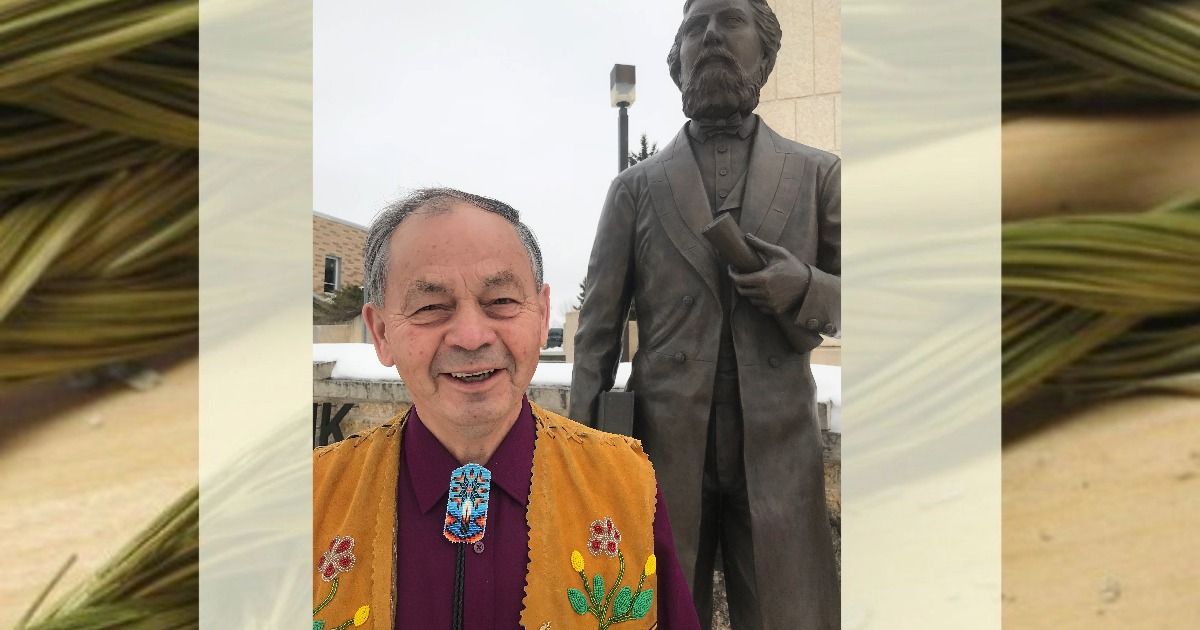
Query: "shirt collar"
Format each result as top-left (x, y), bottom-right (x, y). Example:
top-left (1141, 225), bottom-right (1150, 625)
top-left (404, 397), bottom-right (536, 515)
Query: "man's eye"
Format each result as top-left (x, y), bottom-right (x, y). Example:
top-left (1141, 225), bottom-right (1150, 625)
top-left (486, 298), bottom-right (521, 315)
top-left (415, 304), bottom-right (445, 314)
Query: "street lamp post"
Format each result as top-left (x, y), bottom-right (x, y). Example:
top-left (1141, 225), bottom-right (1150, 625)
top-left (610, 64), bottom-right (636, 173)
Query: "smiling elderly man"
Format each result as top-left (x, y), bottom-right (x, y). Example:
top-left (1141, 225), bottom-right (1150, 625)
top-left (312, 188), bottom-right (700, 630)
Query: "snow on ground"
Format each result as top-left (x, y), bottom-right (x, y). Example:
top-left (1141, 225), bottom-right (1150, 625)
top-left (810, 364), bottom-right (840, 407)
top-left (315, 343), bottom-right (841, 431)
top-left (527, 362), bottom-right (633, 389)
top-left (313, 343), bottom-right (398, 381)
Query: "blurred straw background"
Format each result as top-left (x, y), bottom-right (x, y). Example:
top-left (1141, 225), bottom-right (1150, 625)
top-left (842, 0), bottom-right (1199, 470)
top-left (2, 0), bottom-right (1198, 627)
top-left (1, 1), bottom-right (200, 628)
top-left (0, 0), bottom-right (199, 386)
top-left (1000, 0), bottom-right (1200, 411)
top-left (1003, 0), bottom-right (1200, 107)
top-left (998, 3), bottom-right (1200, 629)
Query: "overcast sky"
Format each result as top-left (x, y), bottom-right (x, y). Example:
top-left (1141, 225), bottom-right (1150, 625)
top-left (315, 1), bottom-right (694, 327)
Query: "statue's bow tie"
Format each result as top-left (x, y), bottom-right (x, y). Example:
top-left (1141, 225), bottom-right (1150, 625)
top-left (695, 115), bottom-right (745, 141)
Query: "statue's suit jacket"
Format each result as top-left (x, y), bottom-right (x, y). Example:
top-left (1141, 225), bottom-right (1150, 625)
top-left (570, 118), bottom-right (840, 630)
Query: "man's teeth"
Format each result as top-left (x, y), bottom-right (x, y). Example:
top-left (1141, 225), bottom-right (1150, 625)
top-left (450, 369), bottom-right (495, 382)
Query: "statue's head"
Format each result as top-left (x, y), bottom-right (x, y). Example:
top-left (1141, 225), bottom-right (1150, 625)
top-left (667, 0), bottom-right (782, 120)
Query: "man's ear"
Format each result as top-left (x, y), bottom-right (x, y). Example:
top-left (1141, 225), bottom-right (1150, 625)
top-left (537, 283), bottom-right (551, 346)
top-left (362, 301), bottom-right (395, 367)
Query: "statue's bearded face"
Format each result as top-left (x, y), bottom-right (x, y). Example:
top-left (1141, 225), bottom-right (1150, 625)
top-left (677, 0), bottom-right (765, 120)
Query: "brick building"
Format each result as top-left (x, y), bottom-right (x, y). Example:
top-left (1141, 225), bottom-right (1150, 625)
top-left (313, 212), bottom-right (368, 295)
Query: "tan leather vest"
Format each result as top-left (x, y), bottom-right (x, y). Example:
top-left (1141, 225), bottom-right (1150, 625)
top-left (312, 403), bottom-right (659, 629)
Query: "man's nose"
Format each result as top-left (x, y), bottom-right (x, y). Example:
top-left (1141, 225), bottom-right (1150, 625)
top-left (703, 19), bottom-right (724, 45)
top-left (444, 303), bottom-right (497, 352)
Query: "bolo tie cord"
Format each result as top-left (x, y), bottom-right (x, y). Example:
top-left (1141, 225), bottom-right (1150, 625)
top-left (451, 543), bottom-right (466, 630)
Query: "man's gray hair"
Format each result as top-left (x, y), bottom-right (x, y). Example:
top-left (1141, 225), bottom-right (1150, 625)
top-left (363, 187), bottom-right (544, 307)
top-left (666, 0), bottom-right (782, 90)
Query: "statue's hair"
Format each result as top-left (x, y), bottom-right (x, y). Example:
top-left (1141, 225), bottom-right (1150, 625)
top-left (666, 0), bottom-right (782, 90)
top-left (362, 187), bottom-right (543, 307)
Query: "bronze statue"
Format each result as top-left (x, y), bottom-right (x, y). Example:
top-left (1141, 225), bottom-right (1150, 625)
top-left (569, 0), bottom-right (840, 628)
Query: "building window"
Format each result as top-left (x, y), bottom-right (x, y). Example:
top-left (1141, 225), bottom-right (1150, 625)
top-left (323, 255), bottom-right (341, 293)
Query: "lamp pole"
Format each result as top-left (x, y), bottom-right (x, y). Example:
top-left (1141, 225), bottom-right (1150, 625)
top-left (610, 64), bottom-right (636, 173)
top-left (618, 102), bottom-right (629, 172)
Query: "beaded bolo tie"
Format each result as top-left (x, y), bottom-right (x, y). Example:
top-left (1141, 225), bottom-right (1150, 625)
top-left (443, 463), bottom-right (492, 630)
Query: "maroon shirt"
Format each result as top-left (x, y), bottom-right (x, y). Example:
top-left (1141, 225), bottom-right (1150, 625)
top-left (395, 397), bottom-right (701, 629)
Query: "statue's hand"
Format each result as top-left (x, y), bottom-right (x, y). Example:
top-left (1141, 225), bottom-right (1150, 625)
top-left (729, 234), bottom-right (810, 317)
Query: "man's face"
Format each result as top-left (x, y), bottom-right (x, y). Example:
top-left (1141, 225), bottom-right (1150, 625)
top-left (678, 0), bottom-right (764, 119)
top-left (363, 203), bottom-right (550, 440)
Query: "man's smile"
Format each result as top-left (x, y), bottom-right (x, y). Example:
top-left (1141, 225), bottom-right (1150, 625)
top-left (439, 367), bottom-right (505, 388)
top-left (450, 368), bottom-right (495, 380)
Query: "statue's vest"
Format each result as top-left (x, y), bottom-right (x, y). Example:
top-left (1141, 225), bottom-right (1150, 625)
top-left (312, 403), bottom-right (659, 629)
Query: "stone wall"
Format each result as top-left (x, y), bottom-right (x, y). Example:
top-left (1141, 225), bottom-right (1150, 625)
top-left (313, 315), bottom-right (369, 344)
top-left (755, 0), bottom-right (840, 156)
top-left (313, 212), bottom-right (368, 293)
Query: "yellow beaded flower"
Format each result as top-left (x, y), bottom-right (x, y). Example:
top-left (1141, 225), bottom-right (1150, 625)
top-left (565, 518), bottom-right (655, 626)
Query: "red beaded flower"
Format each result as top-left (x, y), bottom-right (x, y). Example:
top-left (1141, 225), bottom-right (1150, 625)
top-left (587, 517), bottom-right (622, 557)
top-left (318, 535), bottom-right (357, 582)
